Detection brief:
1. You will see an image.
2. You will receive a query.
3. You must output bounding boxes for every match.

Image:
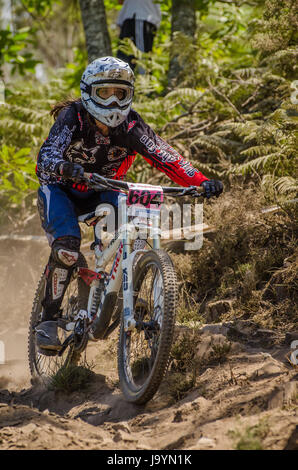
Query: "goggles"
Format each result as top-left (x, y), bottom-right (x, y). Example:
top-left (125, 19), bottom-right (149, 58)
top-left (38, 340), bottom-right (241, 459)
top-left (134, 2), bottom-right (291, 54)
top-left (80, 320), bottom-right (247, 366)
top-left (91, 82), bottom-right (134, 108)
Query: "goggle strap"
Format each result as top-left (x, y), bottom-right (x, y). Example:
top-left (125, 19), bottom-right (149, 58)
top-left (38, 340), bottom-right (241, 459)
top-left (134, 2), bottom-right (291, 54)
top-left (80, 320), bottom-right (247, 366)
top-left (80, 80), bottom-right (92, 94)
top-left (91, 79), bottom-right (133, 88)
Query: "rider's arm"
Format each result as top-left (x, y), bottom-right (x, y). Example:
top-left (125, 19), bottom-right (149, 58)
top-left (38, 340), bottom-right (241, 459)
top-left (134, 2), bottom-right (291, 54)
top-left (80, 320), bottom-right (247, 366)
top-left (125, 111), bottom-right (209, 187)
top-left (36, 105), bottom-right (78, 177)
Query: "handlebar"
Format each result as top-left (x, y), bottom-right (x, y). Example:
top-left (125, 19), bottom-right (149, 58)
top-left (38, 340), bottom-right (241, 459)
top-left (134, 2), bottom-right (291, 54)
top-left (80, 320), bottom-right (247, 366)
top-left (82, 172), bottom-right (205, 198)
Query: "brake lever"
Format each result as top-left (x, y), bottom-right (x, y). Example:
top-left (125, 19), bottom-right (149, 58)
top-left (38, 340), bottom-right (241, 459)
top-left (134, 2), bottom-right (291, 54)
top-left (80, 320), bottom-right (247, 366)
top-left (194, 191), bottom-right (206, 198)
top-left (180, 186), bottom-right (205, 198)
top-left (91, 174), bottom-right (107, 185)
top-left (80, 172), bottom-right (108, 190)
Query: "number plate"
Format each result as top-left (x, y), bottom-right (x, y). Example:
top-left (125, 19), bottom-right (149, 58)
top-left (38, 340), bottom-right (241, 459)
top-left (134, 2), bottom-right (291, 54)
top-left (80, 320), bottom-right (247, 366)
top-left (127, 183), bottom-right (163, 217)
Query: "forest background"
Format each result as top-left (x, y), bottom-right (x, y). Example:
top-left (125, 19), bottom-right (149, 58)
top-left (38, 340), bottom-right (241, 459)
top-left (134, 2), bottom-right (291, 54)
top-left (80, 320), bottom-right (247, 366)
top-left (0, 0), bottom-right (297, 330)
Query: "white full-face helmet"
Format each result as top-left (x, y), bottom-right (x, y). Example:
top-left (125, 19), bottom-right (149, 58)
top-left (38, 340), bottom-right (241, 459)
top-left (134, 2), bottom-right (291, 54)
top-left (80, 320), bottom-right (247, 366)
top-left (80, 56), bottom-right (135, 128)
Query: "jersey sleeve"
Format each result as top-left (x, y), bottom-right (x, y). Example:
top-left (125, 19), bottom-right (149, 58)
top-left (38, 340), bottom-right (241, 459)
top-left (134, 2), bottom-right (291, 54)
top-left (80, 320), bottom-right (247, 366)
top-left (127, 112), bottom-right (209, 187)
top-left (36, 105), bottom-right (78, 177)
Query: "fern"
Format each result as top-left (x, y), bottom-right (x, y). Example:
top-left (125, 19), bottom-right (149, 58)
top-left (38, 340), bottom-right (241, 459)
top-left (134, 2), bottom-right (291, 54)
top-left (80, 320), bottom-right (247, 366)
top-left (0, 102), bottom-right (48, 121)
top-left (240, 145), bottom-right (278, 159)
top-left (164, 88), bottom-right (205, 103)
top-left (190, 135), bottom-right (226, 159)
top-left (273, 176), bottom-right (298, 194)
top-left (0, 117), bottom-right (44, 136)
top-left (232, 67), bottom-right (266, 79)
top-left (190, 160), bottom-right (223, 178)
top-left (233, 153), bottom-right (283, 175)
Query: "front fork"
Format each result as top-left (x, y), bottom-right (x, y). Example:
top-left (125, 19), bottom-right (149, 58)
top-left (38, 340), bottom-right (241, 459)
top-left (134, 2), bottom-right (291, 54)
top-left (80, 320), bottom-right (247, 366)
top-left (120, 198), bottom-right (160, 332)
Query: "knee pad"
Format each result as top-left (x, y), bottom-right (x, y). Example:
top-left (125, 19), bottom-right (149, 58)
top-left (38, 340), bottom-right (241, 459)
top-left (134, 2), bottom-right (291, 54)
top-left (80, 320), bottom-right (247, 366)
top-left (51, 236), bottom-right (80, 268)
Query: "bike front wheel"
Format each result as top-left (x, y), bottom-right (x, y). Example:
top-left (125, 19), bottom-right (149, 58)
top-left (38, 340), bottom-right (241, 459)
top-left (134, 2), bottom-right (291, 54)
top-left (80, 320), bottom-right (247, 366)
top-left (118, 249), bottom-right (178, 404)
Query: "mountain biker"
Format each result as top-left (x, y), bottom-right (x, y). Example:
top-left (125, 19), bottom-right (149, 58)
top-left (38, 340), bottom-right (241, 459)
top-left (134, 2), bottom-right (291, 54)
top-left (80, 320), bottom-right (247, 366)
top-left (35, 56), bottom-right (223, 353)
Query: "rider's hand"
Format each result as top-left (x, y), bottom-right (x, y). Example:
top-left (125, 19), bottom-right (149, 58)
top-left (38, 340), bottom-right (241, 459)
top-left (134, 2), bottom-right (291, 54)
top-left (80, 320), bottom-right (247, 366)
top-left (56, 161), bottom-right (84, 181)
top-left (200, 179), bottom-right (223, 199)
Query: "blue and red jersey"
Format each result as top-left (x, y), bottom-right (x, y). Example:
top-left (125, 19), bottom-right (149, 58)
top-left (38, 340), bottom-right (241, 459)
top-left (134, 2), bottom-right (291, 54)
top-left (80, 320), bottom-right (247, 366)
top-left (36, 99), bottom-right (209, 189)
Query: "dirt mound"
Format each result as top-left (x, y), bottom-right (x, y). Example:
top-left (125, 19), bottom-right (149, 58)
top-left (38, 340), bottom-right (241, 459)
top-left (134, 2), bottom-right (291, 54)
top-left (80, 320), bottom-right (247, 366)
top-left (0, 241), bottom-right (297, 450)
top-left (0, 321), bottom-right (297, 450)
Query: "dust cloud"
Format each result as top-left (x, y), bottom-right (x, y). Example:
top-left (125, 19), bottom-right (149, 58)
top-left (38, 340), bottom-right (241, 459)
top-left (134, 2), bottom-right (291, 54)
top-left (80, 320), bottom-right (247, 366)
top-left (0, 239), bottom-right (49, 390)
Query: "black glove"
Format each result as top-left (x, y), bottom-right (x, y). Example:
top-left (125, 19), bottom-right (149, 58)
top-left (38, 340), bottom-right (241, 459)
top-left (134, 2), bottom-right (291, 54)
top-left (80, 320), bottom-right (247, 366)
top-left (56, 161), bottom-right (84, 181)
top-left (200, 179), bottom-right (223, 199)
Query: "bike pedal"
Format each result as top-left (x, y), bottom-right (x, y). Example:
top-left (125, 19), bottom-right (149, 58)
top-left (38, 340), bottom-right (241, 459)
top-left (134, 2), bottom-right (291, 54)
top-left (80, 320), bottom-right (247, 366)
top-left (38, 348), bottom-right (60, 357)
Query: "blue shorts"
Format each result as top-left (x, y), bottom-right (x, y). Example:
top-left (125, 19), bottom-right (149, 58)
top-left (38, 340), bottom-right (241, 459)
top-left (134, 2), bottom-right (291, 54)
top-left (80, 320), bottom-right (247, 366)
top-left (38, 184), bottom-right (124, 246)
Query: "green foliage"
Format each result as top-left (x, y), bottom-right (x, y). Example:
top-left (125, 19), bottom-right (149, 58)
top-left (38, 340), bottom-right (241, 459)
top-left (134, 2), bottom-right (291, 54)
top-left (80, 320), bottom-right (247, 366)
top-left (0, 144), bottom-right (38, 207)
top-left (0, 26), bottom-right (40, 79)
top-left (1, 0), bottom-right (297, 215)
top-left (49, 364), bottom-right (95, 394)
top-left (166, 331), bottom-right (201, 401)
top-left (228, 418), bottom-right (270, 450)
top-left (104, 0), bottom-right (122, 11)
top-left (115, 0), bottom-right (297, 191)
top-left (226, 104), bottom-right (298, 186)
top-left (0, 75), bottom-right (76, 213)
top-left (0, 75), bottom-right (72, 148)
top-left (252, 0), bottom-right (298, 57)
top-left (20, 0), bottom-right (58, 17)
top-left (149, 2), bottom-right (298, 198)
top-left (63, 47), bottom-right (88, 92)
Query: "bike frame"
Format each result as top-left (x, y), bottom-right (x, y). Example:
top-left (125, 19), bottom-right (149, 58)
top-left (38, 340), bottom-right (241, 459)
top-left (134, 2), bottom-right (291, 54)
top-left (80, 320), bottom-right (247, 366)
top-left (64, 174), bottom-right (203, 348)
top-left (82, 184), bottom-right (162, 339)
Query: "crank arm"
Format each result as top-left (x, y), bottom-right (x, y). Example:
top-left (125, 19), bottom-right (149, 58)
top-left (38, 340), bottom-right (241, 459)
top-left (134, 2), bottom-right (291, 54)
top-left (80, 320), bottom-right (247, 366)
top-left (58, 333), bottom-right (74, 356)
top-left (57, 318), bottom-right (75, 331)
top-left (135, 320), bottom-right (160, 331)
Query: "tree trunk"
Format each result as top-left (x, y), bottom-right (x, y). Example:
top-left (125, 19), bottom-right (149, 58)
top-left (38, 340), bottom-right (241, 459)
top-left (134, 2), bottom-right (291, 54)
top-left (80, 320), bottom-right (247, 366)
top-left (79, 0), bottom-right (112, 62)
top-left (168, 0), bottom-right (197, 88)
top-left (1, 0), bottom-right (13, 29)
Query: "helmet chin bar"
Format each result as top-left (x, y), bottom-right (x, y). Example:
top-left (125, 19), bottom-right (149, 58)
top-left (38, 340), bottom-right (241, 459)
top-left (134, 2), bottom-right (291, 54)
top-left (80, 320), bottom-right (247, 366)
top-left (105, 111), bottom-right (127, 128)
top-left (83, 98), bottom-right (129, 128)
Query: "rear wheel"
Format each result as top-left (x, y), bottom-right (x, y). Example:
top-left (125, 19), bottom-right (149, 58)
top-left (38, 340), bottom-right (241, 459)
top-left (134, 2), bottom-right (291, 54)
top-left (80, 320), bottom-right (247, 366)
top-left (28, 253), bottom-right (89, 385)
top-left (118, 249), bottom-right (178, 404)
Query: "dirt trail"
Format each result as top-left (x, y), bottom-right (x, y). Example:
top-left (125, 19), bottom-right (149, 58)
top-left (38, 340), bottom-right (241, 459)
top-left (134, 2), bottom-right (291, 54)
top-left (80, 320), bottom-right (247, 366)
top-left (0, 241), bottom-right (297, 451)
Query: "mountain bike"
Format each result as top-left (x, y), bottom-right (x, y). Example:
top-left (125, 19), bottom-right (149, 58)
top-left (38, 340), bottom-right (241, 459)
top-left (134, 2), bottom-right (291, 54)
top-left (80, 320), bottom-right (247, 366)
top-left (28, 173), bottom-right (204, 404)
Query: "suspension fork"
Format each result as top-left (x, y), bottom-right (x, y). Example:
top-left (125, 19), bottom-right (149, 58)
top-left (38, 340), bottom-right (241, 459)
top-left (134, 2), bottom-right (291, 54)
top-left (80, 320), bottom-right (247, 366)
top-left (120, 197), bottom-right (136, 332)
top-left (152, 214), bottom-right (160, 250)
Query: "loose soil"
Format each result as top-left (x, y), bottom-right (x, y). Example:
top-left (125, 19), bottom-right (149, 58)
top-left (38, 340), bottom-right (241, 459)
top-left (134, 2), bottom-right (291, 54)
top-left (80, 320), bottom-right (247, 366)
top-left (0, 239), bottom-right (297, 451)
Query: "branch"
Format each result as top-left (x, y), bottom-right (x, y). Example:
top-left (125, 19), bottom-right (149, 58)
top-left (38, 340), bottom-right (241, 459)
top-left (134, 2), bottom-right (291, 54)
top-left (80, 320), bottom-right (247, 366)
top-left (160, 91), bottom-right (209, 133)
top-left (207, 77), bottom-right (245, 122)
top-left (168, 118), bottom-right (218, 142)
top-left (214, 0), bottom-right (260, 5)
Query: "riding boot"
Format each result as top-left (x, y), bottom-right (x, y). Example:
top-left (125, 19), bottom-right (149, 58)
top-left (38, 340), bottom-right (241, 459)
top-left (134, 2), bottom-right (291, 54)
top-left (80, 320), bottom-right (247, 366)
top-left (36, 257), bottom-right (73, 352)
top-left (36, 236), bottom-right (80, 353)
